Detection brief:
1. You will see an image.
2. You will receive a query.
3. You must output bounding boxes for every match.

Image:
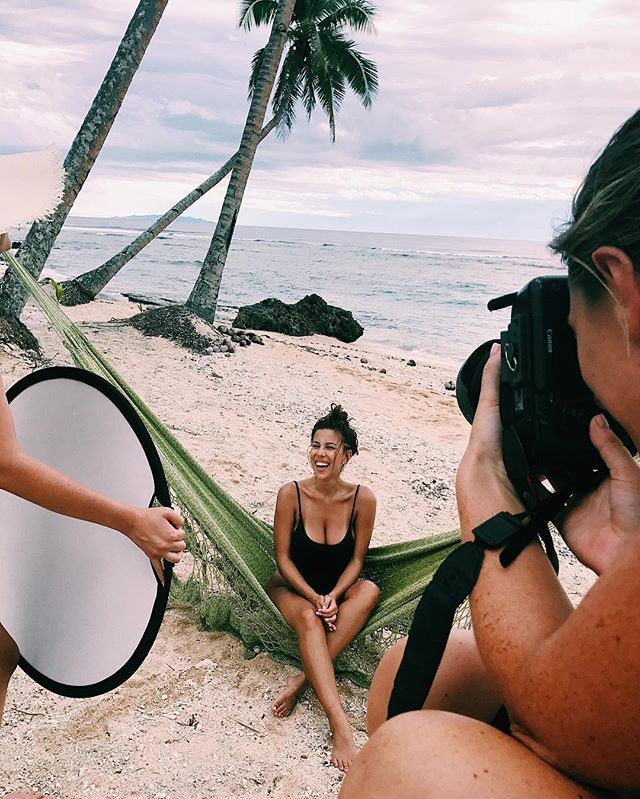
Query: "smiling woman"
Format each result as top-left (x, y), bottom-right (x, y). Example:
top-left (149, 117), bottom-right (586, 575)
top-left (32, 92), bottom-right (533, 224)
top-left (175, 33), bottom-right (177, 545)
top-left (264, 404), bottom-right (379, 773)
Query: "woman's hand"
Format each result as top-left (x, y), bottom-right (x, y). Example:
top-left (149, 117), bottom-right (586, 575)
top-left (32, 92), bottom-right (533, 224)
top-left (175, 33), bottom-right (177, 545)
top-left (125, 506), bottom-right (186, 581)
top-left (554, 414), bottom-right (640, 575)
top-left (456, 343), bottom-right (524, 541)
top-left (315, 594), bottom-right (338, 631)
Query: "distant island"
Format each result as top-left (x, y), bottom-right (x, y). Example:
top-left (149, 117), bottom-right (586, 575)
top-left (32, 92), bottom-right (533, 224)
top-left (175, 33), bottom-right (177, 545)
top-left (67, 214), bottom-right (214, 234)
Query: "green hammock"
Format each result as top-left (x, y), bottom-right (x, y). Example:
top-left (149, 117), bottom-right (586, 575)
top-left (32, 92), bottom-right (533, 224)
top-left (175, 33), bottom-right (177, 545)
top-left (2, 252), bottom-right (467, 687)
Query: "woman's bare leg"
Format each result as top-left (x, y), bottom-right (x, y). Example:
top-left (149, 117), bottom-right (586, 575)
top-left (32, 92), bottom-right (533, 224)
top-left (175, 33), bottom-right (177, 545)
top-left (267, 580), bottom-right (379, 771)
top-left (271, 580), bottom-right (380, 717)
top-left (0, 623), bottom-right (20, 720)
top-left (340, 710), bottom-right (607, 799)
top-left (366, 628), bottom-right (503, 735)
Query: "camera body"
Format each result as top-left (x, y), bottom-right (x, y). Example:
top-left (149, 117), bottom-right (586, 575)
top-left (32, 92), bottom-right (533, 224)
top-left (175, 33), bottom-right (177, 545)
top-left (456, 276), bottom-right (635, 504)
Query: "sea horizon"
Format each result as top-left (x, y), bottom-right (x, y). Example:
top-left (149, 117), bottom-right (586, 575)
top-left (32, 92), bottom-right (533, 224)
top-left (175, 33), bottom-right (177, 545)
top-left (64, 213), bottom-right (550, 247)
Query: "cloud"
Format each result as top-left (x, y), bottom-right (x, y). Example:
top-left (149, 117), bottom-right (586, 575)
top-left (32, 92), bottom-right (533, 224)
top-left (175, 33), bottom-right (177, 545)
top-left (1, 0), bottom-right (639, 238)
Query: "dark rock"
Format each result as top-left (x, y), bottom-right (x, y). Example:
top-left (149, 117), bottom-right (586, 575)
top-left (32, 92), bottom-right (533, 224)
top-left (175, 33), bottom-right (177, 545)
top-left (379, 368), bottom-right (387, 374)
top-left (444, 380), bottom-right (455, 391)
top-left (407, 359), bottom-right (417, 367)
top-left (360, 357), bottom-right (368, 364)
top-left (233, 294), bottom-right (363, 343)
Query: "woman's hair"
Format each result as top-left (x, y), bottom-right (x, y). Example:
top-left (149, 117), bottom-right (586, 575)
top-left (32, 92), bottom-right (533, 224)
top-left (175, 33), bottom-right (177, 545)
top-left (311, 403), bottom-right (359, 455)
top-left (549, 109), bottom-right (640, 303)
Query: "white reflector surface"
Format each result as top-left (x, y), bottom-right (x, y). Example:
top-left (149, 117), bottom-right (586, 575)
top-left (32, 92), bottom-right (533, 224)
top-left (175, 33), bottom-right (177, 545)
top-left (0, 371), bottom-right (165, 693)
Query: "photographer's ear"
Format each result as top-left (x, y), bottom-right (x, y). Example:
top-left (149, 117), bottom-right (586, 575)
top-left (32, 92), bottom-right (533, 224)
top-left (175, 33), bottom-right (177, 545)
top-left (591, 246), bottom-right (640, 341)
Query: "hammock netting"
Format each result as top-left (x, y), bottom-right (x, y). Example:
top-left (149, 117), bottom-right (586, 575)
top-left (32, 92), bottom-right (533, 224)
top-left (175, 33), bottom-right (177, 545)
top-left (3, 252), bottom-right (469, 687)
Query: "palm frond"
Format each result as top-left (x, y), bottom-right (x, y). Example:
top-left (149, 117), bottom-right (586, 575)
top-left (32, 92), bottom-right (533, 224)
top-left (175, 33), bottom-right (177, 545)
top-left (248, 46), bottom-right (266, 100)
top-left (320, 32), bottom-right (378, 107)
top-left (238, 0), bottom-right (278, 30)
top-left (318, 0), bottom-right (377, 33)
top-left (316, 68), bottom-right (347, 141)
top-left (272, 47), bottom-right (304, 136)
top-left (300, 51), bottom-right (318, 120)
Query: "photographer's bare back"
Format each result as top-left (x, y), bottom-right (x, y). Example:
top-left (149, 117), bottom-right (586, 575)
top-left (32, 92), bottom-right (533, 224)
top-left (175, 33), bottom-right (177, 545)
top-left (342, 111), bottom-right (640, 798)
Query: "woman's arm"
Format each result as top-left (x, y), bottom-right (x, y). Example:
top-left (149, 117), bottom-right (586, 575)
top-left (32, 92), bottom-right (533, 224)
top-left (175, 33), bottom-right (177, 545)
top-left (457, 346), bottom-right (640, 789)
top-left (273, 482), bottom-right (323, 606)
top-left (329, 486), bottom-right (377, 602)
top-left (0, 374), bottom-right (185, 569)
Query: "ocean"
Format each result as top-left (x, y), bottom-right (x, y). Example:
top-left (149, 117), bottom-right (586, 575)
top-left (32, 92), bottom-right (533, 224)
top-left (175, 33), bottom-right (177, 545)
top-left (44, 222), bottom-right (562, 363)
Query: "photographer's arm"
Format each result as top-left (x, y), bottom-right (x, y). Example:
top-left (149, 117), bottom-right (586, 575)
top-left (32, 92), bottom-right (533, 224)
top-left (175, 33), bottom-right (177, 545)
top-left (458, 346), bottom-right (640, 790)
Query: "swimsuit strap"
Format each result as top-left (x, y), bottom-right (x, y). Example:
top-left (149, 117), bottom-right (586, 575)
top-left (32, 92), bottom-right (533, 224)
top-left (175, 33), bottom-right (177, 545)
top-left (293, 480), bottom-right (303, 525)
top-left (349, 485), bottom-right (361, 527)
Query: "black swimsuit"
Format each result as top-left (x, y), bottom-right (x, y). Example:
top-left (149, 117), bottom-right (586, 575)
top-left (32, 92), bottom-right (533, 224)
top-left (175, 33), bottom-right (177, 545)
top-left (289, 481), bottom-right (359, 595)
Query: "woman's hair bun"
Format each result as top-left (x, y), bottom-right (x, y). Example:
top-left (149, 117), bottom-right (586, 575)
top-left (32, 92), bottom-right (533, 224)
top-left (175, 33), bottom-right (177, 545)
top-left (311, 403), bottom-right (359, 456)
top-left (328, 403), bottom-right (349, 423)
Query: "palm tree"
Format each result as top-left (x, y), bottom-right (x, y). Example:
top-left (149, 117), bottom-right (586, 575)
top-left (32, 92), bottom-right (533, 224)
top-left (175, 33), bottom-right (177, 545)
top-left (59, 117), bottom-right (277, 306)
top-left (185, 0), bottom-right (378, 323)
top-left (184, 0), bottom-right (295, 323)
top-left (0, 0), bottom-right (168, 321)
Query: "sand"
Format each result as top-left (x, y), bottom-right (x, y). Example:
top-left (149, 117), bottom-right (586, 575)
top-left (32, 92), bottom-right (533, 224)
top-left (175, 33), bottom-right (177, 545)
top-left (0, 296), bottom-right (595, 798)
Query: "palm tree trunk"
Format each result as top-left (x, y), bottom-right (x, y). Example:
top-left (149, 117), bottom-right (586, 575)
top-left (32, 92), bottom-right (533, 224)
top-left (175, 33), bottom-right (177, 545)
top-left (0, 0), bottom-right (168, 319)
top-left (60, 117), bottom-right (278, 306)
top-left (185, 0), bottom-right (295, 323)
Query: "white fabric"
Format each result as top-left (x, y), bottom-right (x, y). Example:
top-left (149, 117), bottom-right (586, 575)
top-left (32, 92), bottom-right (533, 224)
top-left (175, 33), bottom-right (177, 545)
top-left (0, 148), bottom-right (65, 230)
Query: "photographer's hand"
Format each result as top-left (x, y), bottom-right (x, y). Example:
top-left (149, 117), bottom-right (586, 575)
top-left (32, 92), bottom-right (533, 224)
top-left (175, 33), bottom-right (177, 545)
top-left (456, 343), bottom-right (524, 541)
top-left (554, 414), bottom-right (640, 575)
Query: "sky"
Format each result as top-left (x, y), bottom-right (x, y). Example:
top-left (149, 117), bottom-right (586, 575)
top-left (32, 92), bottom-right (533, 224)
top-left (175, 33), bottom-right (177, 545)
top-left (2, 0), bottom-right (640, 240)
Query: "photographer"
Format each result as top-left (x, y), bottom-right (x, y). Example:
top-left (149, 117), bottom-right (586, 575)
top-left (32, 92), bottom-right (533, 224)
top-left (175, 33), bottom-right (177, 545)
top-left (341, 111), bottom-right (640, 798)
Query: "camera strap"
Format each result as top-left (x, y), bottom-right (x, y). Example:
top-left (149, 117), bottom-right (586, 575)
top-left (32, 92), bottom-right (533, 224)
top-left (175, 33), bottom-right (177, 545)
top-left (386, 479), bottom-right (590, 720)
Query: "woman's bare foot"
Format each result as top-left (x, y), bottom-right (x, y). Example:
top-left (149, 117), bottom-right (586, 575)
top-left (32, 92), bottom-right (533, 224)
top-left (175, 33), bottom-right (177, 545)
top-left (271, 673), bottom-right (306, 718)
top-left (330, 722), bottom-right (358, 773)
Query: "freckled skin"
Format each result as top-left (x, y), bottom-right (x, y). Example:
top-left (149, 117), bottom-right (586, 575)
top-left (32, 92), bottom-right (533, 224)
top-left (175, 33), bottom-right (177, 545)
top-left (344, 272), bottom-right (640, 798)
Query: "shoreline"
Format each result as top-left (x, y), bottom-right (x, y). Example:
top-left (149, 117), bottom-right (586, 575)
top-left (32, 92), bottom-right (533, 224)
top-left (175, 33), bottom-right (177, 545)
top-left (0, 295), bottom-right (596, 798)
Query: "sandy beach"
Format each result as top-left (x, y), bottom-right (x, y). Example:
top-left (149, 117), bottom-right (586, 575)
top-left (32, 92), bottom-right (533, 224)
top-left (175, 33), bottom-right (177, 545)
top-left (0, 296), bottom-right (596, 798)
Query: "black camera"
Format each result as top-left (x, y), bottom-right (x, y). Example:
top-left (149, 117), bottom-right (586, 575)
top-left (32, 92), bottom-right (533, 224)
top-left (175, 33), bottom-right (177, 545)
top-left (456, 276), bottom-right (635, 507)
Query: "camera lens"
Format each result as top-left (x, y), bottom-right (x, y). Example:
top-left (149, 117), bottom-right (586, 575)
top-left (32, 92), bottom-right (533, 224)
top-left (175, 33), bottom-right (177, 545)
top-left (455, 339), bottom-right (499, 423)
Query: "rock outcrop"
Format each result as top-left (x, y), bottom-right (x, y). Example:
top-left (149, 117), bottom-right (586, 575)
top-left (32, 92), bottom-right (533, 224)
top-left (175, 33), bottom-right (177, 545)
top-left (233, 294), bottom-right (363, 343)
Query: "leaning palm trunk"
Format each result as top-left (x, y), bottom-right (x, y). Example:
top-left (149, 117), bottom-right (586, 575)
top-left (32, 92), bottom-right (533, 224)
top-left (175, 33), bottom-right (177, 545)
top-left (185, 0), bottom-right (295, 323)
top-left (60, 118), bottom-right (278, 306)
top-left (0, 0), bottom-right (168, 319)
